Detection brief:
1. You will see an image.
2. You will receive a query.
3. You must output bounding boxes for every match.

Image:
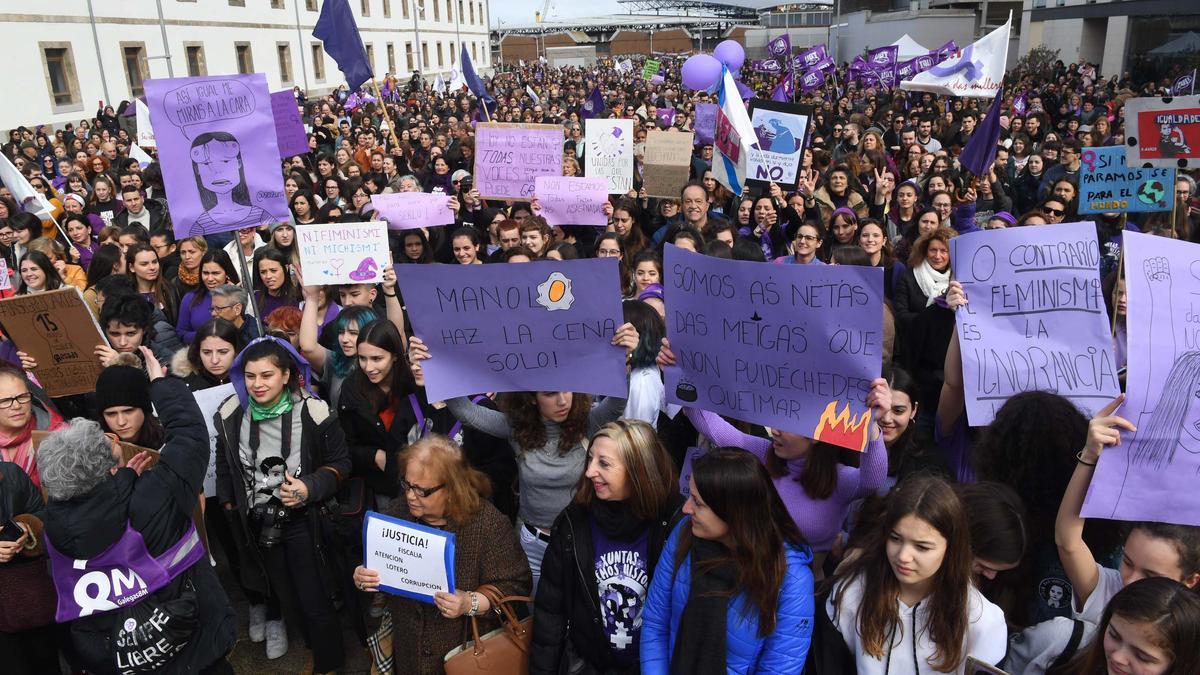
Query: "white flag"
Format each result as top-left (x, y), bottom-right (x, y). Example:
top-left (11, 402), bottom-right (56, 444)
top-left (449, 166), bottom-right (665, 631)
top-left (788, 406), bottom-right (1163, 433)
top-left (0, 154), bottom-right (52, 219)
top-left (433, 74), bottom-right (446, 93)
top-left (448, 67), bottom-right (465, 92)
top-left (130, 144), bottom-right (153, 169)
top-left (135, 99), bottom-right (156, 149)
top-left (901, 14), bottom-right (1011, 97)
top-left (711, 68), bottom-right (757, 197)
top-left (526, 85), bottom-right (540, 104)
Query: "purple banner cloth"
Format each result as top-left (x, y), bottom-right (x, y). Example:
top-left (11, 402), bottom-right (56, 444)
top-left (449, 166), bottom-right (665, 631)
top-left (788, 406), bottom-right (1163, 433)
top-left (950, 221), bottom-right (1120, 427)
top-left (397, 258), bottom-right (628, 402)
top-left (795, 44), bottom-right (829, 71)
top-left (534, 176), bottom-right (609, 227)
top-left (767, 34), bottom-right (791, 61)
top-left (866, 45), bottom-right (899, 70)
top-left (145, 74), bottom-right (289, 240)
top-left (934, 41), bottom-right (959, 63)
top-left (370, 192), bottom-right (454, 229)
top-left (656, 107), bottom-right (676, 128)
top-left (1013, 91), bottom-right (1029, 116)
top-left (694, 103), bottom-right (718, 145)
top-left (662, 244), bottom-right (883, 451)
top-left (1172, 69), bottom-right (1197, 96)
top-left (799, 68), bottom-right (824, 93)
top-left (1084, 232), bottom-right (1200, 525)
top-left (270, 90), bottom-right (309, 158)
top-left (752, 59), bottom-right (784, 74)
top-left (959, 87), bottom-right (1004, 176)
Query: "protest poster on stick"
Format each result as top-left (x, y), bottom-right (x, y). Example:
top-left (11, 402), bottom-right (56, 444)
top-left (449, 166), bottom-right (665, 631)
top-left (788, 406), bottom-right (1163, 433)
top-left (1083, 232), bottom-right (1200, 526)
top-left (950, 222), bottom-right (1121, 426)
top-left (1078, 146), bottom-right (1174, 214)
top-left (1124, 95), bottom-right (1200, 169)
top-left (145, 74), bottom-right (289, 240)
top-left (663, 245), bottom-right (883, 451)
top-left (396, 259), bottom-right (627, 402)
top-left (363, 511), bottom-right (456, 603)
top-left (370, 192), bottom-right (454, 230)
top-left (643, 131), bottom-right (695, 198)
top-left (586, 119), bottom-right (634, 194)
top-left (473, 123), bottom-right (562, 200)
top-left (135, 99), bottom-right (156, 149)
top-left (534, 176), bottom-right (609, 227)
top-left (270, 90), bottom-right (310, 158)
top-left (745, 100), bottom-right (812, 189)
top-left (297, 222), bottom-right (390, 285)
top-left (0, 288), bottom-right (107, 397)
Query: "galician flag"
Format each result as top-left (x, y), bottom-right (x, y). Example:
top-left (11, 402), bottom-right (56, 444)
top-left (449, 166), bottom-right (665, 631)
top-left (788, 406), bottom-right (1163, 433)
top-left (711, 67), bottom-right (757, 197)
top-left (902, 14), bottom-right (1011, 97)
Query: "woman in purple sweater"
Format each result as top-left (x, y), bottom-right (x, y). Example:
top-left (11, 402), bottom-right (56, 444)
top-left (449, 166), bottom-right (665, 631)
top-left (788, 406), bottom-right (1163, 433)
top-left (177, 250), bottom-right (240, 344)
top-left (658, 339), bottom-right (890, 572)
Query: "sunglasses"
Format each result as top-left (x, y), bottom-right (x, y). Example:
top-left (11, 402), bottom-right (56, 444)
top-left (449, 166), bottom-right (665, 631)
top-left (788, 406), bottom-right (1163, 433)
top-left (1042, 207), bottom-right (1065, 216)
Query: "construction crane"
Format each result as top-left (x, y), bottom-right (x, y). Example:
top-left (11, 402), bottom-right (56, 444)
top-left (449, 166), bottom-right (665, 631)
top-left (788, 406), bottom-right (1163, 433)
top-left (535, 0), bottom-right (554, 23)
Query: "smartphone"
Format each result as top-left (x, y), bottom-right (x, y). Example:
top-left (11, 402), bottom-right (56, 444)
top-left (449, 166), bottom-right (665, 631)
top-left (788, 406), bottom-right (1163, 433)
top-left (0, 519), bottom-right (23, 543)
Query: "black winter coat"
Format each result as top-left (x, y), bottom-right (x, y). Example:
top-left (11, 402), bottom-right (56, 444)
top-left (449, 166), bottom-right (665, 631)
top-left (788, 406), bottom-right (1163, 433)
top-left (42, 377), bottom-right (236, 673)
top-left (530, 498), bottom-right (684, 675)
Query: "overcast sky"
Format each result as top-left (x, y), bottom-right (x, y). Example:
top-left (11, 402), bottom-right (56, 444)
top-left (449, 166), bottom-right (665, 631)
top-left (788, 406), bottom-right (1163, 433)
top-left (489, 0), bottom-right (632, 27)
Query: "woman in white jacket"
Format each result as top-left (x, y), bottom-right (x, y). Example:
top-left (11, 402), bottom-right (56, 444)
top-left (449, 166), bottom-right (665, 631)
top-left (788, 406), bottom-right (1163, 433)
top-left (827, 475), bottom-right (1007, 674)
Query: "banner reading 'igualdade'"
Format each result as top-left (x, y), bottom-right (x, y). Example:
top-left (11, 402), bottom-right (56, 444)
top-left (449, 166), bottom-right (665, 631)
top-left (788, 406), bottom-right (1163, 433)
top-left (146, 74), bottom-right (289, 239)
top-left (662, 245), bottom-right (883, 451)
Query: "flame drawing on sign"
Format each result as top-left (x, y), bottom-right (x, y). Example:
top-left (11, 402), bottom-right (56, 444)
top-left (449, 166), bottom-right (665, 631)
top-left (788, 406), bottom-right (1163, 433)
top-left (812, 400), bottom-right (872, 452)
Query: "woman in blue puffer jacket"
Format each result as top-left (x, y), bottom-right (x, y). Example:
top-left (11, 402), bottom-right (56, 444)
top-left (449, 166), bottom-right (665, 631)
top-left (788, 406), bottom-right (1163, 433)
top-left (641, 449), bottom-right (815, 674)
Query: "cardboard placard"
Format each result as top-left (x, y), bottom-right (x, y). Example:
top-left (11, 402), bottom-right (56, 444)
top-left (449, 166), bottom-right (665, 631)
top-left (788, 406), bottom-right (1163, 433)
top-left (473, 123), bottom-right (563, 200)
top-left (0, 288), bottom-right (108, 397)
top-left (643, 130), bottom-right (695, 198)
top-left (1124, 95), bottom-right (1200, 169)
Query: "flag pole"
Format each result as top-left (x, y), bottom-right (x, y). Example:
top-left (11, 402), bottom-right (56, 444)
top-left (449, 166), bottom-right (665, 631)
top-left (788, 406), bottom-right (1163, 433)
top-left (369, 78), bottom-right (403, 153)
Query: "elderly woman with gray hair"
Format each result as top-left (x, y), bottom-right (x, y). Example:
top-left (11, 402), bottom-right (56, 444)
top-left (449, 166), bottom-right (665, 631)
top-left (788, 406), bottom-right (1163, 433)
top-left (35, 346), bottom-right (236, 674)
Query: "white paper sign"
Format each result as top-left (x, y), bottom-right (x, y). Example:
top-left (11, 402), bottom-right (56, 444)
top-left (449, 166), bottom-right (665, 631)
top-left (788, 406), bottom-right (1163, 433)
top-left (297, 221), bottom-right (390, 285)
top-left (586, 118), bottom-right (634, 194)
top-left (135, 99), bottom-right (156, 149)
top-left (364, 510), bottom-right (456, 603)
top-left (192, 383), bottom-right (236, 496)
top-left (370, 192), bottom-right (456, 230)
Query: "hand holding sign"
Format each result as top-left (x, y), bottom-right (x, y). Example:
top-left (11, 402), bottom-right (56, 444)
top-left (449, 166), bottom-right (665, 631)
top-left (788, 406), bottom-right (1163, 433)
top-left (1081, 394), bottom-right (1136, 464)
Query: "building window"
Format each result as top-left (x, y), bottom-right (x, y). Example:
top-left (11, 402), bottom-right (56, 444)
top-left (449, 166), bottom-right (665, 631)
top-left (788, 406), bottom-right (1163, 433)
top-left (271, 0), bottom-right (284, 8)
top-left (366, 43), bottom-right (375, 73)
top-left (436, 42), bottom-right (443, 67)
top-left (185, 44), bottom-right (207, 77)
top-left (235, 43), bottom-right (254, 74)
top-left (40, 44), bottom-right (80, 109)
top-left (383, 0), bottom-right (391, 17)
top-left (312, 43), bottom-right (325, 80)
top-left (306, 0), bottom-right (317, 10)
top-left (361, 0), bottom-right (370, 17)
top-left (405, 43), bottom-right (414, 70)
top-left (421, 42), bottom-right (429, 68)
top-left (277, 43), bottom-right (293, 84)
top-left (122, 44), bottom-right (148, 98)
top-left (449, 42), bottom-right (455, 65)
top-left (433, 0), bottom-right (439, 20)
top-left (446, 0), bottom-right (452, 22)
top-left (469, 1), bottom-right (474, 23)
top-left (402, 0), bottom-right (409, 19)
top-left (228, 0), bottom-right (245, 6)
top-left (477, 2), bottom-right (483, 25)
top-left (458, 0), bottom-right (464, 23)
top-left (472, 42), bottom-right (477, 62)
top-left (387, 43), bottom-right (396, 73)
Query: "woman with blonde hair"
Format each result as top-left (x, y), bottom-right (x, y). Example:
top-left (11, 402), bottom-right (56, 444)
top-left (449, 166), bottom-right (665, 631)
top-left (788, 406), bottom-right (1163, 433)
top-left (352, 435), bottom-right (532, 675)
top-left (532, 420), bottom-right (684, 674)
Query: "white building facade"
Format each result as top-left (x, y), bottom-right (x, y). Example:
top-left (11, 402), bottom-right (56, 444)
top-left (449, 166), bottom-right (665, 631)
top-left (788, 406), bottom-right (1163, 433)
top-left (0, 0), bottom-right (491, 130)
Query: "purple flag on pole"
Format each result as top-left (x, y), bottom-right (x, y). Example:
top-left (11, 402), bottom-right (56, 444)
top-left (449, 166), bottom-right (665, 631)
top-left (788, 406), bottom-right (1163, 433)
top-left (694, 103), bottom-right (717, 145)
top-left (934, 41), bottom-right (959, 63)
top-left (771, 76), bottom-right (795, 102)
top-left (312, 0), bottom-right (373, 91)
top-left (767, 34), bottom-right (791, 61)
top-left (581, 86), bottom-right (605, 119)
top-left (959, 85), bottom-right (1004, 176)
top-left (866, 46), bottom-right (898, 70)
top-left (1172, 69), bottom-right (1197, 96)
top-left (848, 55), bottom-right (868, 75)
top-left (656, 107), bottom-right (676, 128)
top-left (796, 44), bottom-right (829, 71)
top-left (752, 59), bottom-right (783, 74)
top-left (1012, 91), bottom-right (1029, 116)
top-left (897, 59), bottom-right (918, 81)
top-left (145, 74), bottom-right (289, 240)
top-left (799, 69), bottom-right (824, 93)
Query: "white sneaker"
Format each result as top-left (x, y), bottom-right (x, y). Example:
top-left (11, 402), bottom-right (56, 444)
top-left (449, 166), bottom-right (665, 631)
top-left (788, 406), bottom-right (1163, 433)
top-left (248, 604), bottom-right (267, 643)
top-left (265, 619), bottom-right (289, 660)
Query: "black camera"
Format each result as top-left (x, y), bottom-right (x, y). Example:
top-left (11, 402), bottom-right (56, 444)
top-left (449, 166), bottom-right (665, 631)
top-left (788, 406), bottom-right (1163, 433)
top-left (459, 175), bottom-right (474, 194)
top-left (252, 501), bottom-right (291, 548)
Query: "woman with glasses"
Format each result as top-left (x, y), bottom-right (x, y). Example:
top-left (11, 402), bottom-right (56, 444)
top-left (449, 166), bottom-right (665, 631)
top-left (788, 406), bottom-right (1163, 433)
top-left (779, 221), bottom-right (826, 265)
top-left (1038, 197), bottom-right (1068, 225)
top-left (595, 232), bottom-right (634, 298)
top-left (0, 364), bottom-right (64, 488)
top-left (177, 249), bottom-right (239, 344)
top-left (352, 435), bottom-right (532, 675)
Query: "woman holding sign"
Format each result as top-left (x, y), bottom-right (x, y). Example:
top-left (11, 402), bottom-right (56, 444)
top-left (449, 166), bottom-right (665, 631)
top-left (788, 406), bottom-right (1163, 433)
top-left (352, 435), bottom-right (532, 675)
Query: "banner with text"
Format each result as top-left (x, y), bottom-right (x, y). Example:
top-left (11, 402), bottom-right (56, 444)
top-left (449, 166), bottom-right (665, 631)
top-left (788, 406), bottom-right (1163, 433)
top-left (370, 192), bottom-right (455, 230)
top-left (0, 288), bottom-right (107, 397)
top-left (1124, 95), bottom-right (1200, 169)
top-left (270, 90), bottom-right (310, 158)
top-left (534, 176), bottom-right (609, 227)
top-left (745, 100), bottom-right (812, 189)
top-left (1079, 146), bottom-right (1174, 214)
top-left (473, 123), bottom-right (563, 200)
top-left (363, 511), bottom-right (455, 603)
top-left (643, 130), bottom-right (695, 198)
top-left (297, 221), bottom-right (390, 285)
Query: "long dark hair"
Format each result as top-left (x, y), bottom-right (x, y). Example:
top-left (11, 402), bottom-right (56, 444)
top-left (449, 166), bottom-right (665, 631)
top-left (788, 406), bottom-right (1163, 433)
top-left (498, 391), bottom-right (592, 454)
top-left (765, 437), bottom-right (842, 500)
top-left (253, 246), bottom-right (301, 304)
top-left (17, 251), bottom-right (63, 294)
top-left (621, 299), bottom-right (664, 370)
top-left (86, 244), bottom-right (124, 288)
top-left (832, 475), bottom-right (973, 671)
top-left (240, 338), bottom-right (302, 396)
top-left (187, 318), bottom-right (245, 379)
top-left (190, 131), bottom-right (251, 209)
top-left (346, 319), bottom-right (416, 413)
top-left (678, 449), bottom-right (807, 636)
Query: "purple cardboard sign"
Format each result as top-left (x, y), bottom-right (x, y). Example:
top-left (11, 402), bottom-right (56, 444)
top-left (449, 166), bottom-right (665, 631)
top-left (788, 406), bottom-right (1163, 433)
top-left (694, 103), bottom-right (718, 146)
top-left (370, 192), bottom-right (454, 230)
top-left (534, 176), bottom-right (609, 227)
top-left (663, 245), bottom-right (883, 451)
top-left (678, 446), bottom-right (703, 497)
top-left (951, 222), bottom-right (1121, 427)
top-left (397, 258), bottom-right (628, 402)
top-left (145, 74), bottom-right (289, 240)
top-left (1083, 233), bottom-right (1200, 525)
top-left (473, 123), bottom-right (563, 200)
top-left (271, 90), bottom-right (309, 158)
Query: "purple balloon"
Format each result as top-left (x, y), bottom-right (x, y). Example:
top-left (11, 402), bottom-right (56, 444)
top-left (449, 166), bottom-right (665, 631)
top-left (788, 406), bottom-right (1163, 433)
top-left (681, 54), bottom-right (723, 91)
top-left (713, 40), bottom-right (745, 73)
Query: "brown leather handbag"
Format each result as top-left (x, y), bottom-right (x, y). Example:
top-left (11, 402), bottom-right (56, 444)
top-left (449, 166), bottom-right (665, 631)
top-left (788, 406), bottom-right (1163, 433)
top-left (443, 583), bottom-right (533, 675)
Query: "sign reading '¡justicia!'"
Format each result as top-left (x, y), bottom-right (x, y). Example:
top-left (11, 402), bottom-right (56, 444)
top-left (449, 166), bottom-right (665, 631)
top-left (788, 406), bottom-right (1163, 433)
top-left (663, 245), bottom-right (884, 452)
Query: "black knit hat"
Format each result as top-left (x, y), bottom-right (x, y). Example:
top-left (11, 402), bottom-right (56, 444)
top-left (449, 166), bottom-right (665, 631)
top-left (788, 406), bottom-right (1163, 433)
top-left (95, 364), bottom-right (152, 415)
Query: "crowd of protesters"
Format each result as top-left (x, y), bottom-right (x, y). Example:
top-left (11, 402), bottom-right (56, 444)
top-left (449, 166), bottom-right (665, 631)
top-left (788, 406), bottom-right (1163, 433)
top-left (0, 43), bottom-right (1199, 675)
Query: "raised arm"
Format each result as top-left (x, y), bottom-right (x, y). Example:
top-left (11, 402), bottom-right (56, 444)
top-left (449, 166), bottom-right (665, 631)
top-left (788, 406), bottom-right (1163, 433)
top-left (141, 348), bottom-right (210, 509)
top-left (445, 395), bottom-right (513, 439)
top-left (379, 263), bottom-right (407, 351)
top-left (299, 278), bottom-right (328, 375)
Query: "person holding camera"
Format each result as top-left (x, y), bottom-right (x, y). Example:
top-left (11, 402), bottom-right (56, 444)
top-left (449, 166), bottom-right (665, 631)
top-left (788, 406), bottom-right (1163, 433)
top-left (214, 337), bottom-right (351, 673)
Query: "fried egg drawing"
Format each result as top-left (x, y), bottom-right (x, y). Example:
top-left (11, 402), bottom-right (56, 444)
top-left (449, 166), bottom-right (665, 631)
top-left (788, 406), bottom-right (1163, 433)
top-left (536, 272), bottom-right (575, 311)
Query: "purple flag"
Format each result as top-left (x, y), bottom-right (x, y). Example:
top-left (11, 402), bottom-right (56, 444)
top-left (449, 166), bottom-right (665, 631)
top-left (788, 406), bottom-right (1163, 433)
top-left (934, 40), bottom-right (959, 63)
top-left (663, 244), bottom-right (884, 451)
top-left (795, 44), bottom-right (829, 71)
top-left (1012, 91), bottom-right (1029, 117)
top-left (752, 59), bottom-right (783, 74)
top-left (694, 102), bottom-right (717, 145)
top-left (656, 107), bottom-right (676, 128)
top-left (959, 86), bottom-right (1004, 176)
top-left (1172, 69), bottom-right (1197, 96)
top-left (771, 76), bottom-right (794, 102)
top-left (866, 46), bottom-right (898, 70)
top-left (897, 59), bottom-right (918, 81)
top-left (1083, 232), bottom-right (1200, 525)
top-left (145, 74), bottom-right (289, 240)
top-left (396, 258), bottom-right (628, 402)
top-left (799, 68), bottom-right (824, 93)
top-left (767, 34), bottom-right (791, 61)
top-left (581, 86), bottom-right (605, 119)
top-left (848, 55), bottom-right (868, 76)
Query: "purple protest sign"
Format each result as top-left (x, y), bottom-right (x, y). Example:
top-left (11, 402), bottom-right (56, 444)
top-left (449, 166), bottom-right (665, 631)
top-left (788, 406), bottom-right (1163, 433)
top-left (473, 122), bottom-right (562, 200)
top-left (694, 103), bottom-right (718, 146)
top-left (145, 74), bottom-right (289, 240)
top-left (950, 222), bottom-right (1120, 427)
top-left (1083, 233), bottom-right (1200, 525)
top-left (397, 258), bottom-right (627, 402)
top-left (663, 245), bottom-right (883, 451)
top-left (370, 192), bottom-right (454, 230)
top-left (534, 176), bottom-right (609, 227)
top-left (270, 90), bottom-right (309, 158)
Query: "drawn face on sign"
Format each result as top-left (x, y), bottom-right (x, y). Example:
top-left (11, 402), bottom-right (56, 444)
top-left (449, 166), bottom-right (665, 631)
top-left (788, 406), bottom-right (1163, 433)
top-left (191, 133), bottom-right (246, 199)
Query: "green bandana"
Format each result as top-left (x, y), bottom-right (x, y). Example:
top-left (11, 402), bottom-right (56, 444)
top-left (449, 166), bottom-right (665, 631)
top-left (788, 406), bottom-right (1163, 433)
top-left (249, 392), bottom-right (294, 421)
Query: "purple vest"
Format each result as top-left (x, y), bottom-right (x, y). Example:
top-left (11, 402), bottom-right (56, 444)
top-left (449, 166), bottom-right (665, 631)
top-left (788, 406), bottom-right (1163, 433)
top-left (45, 522), bottom-right (205, 623)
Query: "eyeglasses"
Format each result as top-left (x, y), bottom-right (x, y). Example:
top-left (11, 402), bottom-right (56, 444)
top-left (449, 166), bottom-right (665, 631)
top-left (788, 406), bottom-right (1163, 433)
top-left (210, 303), bottom-right (238, 313)
top-left (1042, 207), bottom-right (1065, 216)
top-left (400, 479), bottom-right (445, 498)
top-left (833, 127), bottom-right (843, 133)
top-left (796, 234), bottom-right (819, 243)
top-left (0, 393), bottom-right (33, 408)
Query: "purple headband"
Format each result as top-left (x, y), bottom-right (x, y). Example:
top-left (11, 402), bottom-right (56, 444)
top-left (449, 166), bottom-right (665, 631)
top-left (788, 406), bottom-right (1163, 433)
top-left (832, 207), bottom-right (858, 222)
top-left (638, 283), bottom-right (664, 302)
